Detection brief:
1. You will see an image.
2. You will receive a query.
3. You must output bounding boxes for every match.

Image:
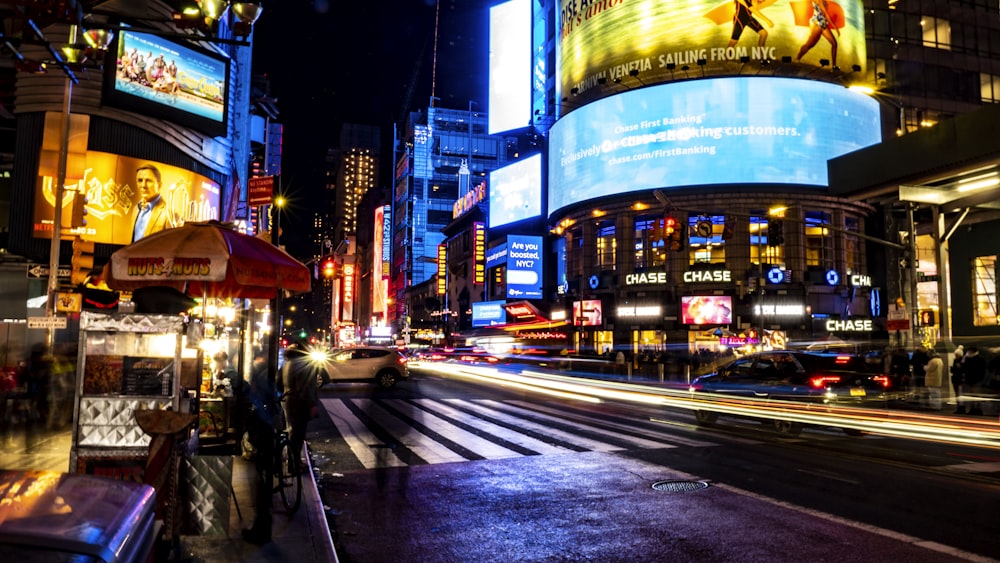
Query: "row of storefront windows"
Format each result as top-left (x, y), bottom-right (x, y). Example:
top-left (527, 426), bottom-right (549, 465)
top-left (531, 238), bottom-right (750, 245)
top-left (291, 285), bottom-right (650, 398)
top-left (566, 211), bottom-right (862, 278)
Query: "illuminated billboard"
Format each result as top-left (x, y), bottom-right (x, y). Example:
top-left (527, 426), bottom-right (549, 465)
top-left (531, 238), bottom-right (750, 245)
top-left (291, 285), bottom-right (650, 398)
top-left (548, 77), bottom-right (880, 215)
top-left (34, 151), bottom-right (220, 245)
top-left (506, 235), bottom-right (543, 299)
top-left (489, 0), bottom-right (532, 134)
top-left (573, 299), bottom-right (603, 327)
top-left (489, 153), bottom-right (542, 229)
top-left (105, 29), bottom-right (230, 136)
top-left (473, 300), bottom-right (507, 327)
top-left (681, 295), bottom-right (734, 325)
top-left (558, 0), bottom-right (865, 105)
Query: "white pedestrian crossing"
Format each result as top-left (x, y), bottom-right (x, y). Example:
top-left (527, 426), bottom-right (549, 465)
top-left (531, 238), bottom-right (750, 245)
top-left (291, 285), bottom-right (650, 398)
top-left (320, 396), bottom-right (716, 470)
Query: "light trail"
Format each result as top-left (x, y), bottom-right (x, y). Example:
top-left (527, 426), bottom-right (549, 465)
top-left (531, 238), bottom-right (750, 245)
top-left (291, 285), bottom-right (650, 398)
top-left (412, 361), bottom-right (1000, 449)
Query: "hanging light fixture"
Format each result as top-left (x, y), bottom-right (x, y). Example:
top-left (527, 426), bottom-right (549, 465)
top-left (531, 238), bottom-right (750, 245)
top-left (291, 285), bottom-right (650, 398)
top-left (231, 2), bottom-right (264, 25)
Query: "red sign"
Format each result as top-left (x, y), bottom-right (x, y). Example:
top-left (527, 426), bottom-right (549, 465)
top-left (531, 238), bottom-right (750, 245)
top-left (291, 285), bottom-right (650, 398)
top-left (437, 244), bottom-right (447, 296)
top-left (248, 176), bottom-right (275, 207)
top-left (474, 222), bottom-right (486, 284)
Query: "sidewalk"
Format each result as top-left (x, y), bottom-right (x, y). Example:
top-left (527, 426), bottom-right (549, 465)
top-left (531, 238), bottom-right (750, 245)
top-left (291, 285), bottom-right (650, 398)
top-left (0, 428), bottom-right (338, 563)
top-left (175, 447), bottom-right (338, 563)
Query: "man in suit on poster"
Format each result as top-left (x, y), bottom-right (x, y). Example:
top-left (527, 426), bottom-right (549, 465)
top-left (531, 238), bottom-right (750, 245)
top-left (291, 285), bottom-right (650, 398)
top-left (131, 163), bottom-right (179, 242)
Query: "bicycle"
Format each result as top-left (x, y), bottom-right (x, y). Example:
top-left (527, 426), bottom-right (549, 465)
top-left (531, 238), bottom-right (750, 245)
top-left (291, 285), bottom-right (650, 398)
top-left (272, 395), bottom-right (302, 517)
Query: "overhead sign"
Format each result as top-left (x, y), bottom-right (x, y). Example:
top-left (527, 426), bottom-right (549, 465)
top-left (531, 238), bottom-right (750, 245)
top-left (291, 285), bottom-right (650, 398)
top-left (26, 264), bottom-right (71, 278)
top-left (27, 316), bottom-right (68, 329)
top-left (683, 270), bottom-right (731, 283)
top-left (248, 176), bottom-right (275, 207)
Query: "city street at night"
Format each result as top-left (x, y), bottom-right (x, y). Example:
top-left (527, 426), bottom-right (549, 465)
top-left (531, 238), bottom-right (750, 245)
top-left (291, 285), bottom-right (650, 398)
top-left (308, 365), bottom-right (1000, 562)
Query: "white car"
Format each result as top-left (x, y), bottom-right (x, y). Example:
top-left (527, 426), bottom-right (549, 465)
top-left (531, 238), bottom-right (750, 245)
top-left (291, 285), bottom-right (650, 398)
top-left (318, 346), bottom-right (409, 388)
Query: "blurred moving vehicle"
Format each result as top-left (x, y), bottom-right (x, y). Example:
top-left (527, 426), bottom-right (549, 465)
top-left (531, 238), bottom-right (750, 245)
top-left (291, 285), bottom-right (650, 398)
top-left (689, 350), bottom-right (900, 435)
top-left (0, 469), bottom-right (157, 562)
top-left (317, 346), bottom-right (409, 389)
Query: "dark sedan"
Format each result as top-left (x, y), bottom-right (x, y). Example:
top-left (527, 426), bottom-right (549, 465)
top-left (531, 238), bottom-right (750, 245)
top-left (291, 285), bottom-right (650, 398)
top-left (689, 350), bottom-right (902, 435)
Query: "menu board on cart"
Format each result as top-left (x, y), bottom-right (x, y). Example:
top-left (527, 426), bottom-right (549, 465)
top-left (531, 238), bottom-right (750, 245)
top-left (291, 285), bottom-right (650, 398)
top-left (121, 356), bottom-right (174, 396)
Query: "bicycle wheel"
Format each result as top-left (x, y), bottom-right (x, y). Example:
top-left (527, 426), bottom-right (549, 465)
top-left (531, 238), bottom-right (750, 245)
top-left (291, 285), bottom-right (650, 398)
top-left (276, 438), bottom-right (303, 516)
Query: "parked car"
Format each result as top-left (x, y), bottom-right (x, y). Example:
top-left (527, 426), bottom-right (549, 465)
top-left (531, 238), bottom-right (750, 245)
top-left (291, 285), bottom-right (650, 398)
top-left (317, 346), bottom-right (409, 388)
top-left (0, 469), bottom-right (157, 562)
top-left (689, 350), bottom-right (901, 435)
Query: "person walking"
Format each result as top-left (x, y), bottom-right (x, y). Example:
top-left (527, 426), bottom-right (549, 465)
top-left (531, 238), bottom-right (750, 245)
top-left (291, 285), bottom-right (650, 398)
top-left (281, 343), bottom-right (319, 467)
top-left (924, 349), bottom-right (944, 410)
top-left (242, 352), bottom-right (278, 545)
top-left (950, 345), bottom-right (966, 414)
top-left (962, 346), bottom-right (987, 415)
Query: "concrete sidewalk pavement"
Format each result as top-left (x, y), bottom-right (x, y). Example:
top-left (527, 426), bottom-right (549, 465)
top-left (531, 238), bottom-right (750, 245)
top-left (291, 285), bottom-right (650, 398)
top-left (174, 447), bottom-right (337, 563)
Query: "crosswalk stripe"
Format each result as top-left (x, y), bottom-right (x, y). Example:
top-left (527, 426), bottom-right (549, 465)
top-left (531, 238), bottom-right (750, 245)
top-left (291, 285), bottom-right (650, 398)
top-left (351, 398), bottom-right (467, 465)
top-left (442, 399), bottom-right (624, 452)
top-left (375, 399), bottom-right (524, 460)
top-left (320, 399), bottom-right (406, 469)
top-left (508, 400), bottom-right (719, 448)
top-left (322, 399), bottom-right (407, 469)
top-left (409, 399), bottom-right (574, 455)
top-left (471, 399), bottom-right (671, 450)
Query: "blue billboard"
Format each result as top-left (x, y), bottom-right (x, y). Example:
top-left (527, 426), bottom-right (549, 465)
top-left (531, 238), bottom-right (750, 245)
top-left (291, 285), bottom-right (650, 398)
top-left (473, 300), bottom-right (507, 327)
top-left (489, 153), bottom-right (542, 229)
top-left (548, 76), bottom-right (881, 215)
top-left (506, 235), bottom-right (543, 299)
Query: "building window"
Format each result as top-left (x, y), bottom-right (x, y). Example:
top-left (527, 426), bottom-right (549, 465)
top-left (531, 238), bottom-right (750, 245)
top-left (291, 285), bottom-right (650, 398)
top-left (972, 255), bottom-right (997, 326)
top-left (568, 227), bottom-right (583, 278)
top-left (750, 212), bottom-right (783, 268)
top-left (687, 214), bottom-right (725, 265)
top-left (596, 219), bottom-right (616, 271)
top-left (805, 211), bottom-right (832, 268)
top-left (980, 73), bottom-right (1000, 102)
top-left (844, 216), bottom-right (862, 273)
top-left (634, 215), bottom-right (667, 270)
top-left (921, 16), bottom-right (951, 50)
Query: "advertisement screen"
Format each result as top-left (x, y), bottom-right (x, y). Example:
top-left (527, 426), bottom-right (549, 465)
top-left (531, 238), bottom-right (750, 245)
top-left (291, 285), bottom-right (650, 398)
top-left (573, 299), bottom-right (603, 326)
top-left (106, 30), bottom-right (230, 136)
top-left (489, 154), bottom-right (542, 229)
top-left (489, 0), bottom-right (532, 134)
top-left (558, 0), bottom-right (865, 106)
top-left (506, 234), bottom-right (543, 299)
top-left (473, 300), bottom-right (507, 327)
top-left (549, 77), bottom-right (880, 215)
top-left (34, 151), bottom-right (220, 245)
top-left (681, 295), bottom-right (734, 325)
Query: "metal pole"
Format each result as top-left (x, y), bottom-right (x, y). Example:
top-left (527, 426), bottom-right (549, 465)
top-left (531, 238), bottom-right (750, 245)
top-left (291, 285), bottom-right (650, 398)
top-left (46, 77), bottom-right (73, 342)
top-left (907, 203), bottom-right (920, 348)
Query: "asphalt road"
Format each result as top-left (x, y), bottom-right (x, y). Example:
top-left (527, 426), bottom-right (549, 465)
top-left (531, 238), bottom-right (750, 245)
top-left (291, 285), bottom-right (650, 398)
top-left (305, 368), bottom-right (1000, 563)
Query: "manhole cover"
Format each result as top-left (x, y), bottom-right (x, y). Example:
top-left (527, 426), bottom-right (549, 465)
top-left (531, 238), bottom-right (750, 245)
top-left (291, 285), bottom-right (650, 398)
top-left (651, 480), bottom-right (709, 493)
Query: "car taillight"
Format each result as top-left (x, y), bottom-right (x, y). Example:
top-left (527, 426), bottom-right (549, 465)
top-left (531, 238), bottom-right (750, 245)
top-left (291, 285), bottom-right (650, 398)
top-left (872, 375), bottom-right (891, 388)
top-left (809, 375), bottom-right (842, 388)
top-left (485, 356), bottom-right (499, 363)
top-left (397, 356), bottom-right (407, 365)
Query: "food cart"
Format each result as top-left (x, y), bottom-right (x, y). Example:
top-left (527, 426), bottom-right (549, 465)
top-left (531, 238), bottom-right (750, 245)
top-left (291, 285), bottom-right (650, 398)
top-left (70, 310), bottom-right (229, 540)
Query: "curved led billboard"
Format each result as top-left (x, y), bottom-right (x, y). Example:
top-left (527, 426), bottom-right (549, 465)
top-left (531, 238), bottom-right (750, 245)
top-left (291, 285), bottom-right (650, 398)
top-left (559, 0), bottom-right (865, 105)
top-left (548, 77), bottom-right (880, 216)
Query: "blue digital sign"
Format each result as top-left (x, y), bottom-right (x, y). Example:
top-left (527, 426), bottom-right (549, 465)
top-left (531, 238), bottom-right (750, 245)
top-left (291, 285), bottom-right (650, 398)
top-left (548, 77), bottom-right (881, 216)
top-left (506, 235), bottom-right (543, 299)
top-left (489, 153), bottom-right (542, 229)
top-left (473, 300), bottom-right (507, 327)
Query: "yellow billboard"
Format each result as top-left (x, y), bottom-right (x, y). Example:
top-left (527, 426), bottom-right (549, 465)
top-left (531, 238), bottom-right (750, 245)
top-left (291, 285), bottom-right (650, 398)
top-left (558, 0), bottom-right (865, 105)
top-left (34, 151), bottom-right (221, 245)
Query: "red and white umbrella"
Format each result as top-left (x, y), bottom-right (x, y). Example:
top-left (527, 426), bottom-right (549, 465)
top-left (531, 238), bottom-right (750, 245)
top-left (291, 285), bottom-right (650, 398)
top-left (103, 221), bottom-right (311, 299)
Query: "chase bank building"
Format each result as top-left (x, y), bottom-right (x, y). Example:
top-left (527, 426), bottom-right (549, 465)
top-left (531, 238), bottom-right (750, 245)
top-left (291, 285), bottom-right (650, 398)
top-left (481, 0), bottom-right (1000, 356)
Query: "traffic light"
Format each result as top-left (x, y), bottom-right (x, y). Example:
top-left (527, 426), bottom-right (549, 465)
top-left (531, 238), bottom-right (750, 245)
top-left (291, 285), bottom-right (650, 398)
top-left (768, 219), bottom-right (784, 246)
top-left (70, 190), bottom-right (88, 228)
top-left (722, 217), bottom-right (736, 241)
top-left (664, 216), bottom-right (684, 251)
top-left (71, 236), bottom-right (95, 285)
top-left (321, 257), bottom-right (336, 278)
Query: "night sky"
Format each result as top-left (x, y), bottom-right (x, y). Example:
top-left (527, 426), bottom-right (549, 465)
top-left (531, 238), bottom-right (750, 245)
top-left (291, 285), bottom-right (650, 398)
top-left (250, 1), bottom-right (489, 251)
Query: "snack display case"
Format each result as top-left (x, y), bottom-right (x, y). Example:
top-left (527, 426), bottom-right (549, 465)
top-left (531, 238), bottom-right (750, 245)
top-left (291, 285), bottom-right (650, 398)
top-left (70, 311), bottom-right (198, 479)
